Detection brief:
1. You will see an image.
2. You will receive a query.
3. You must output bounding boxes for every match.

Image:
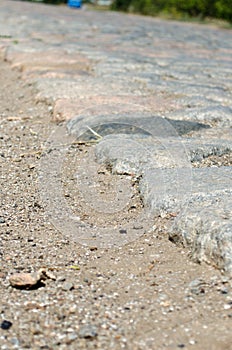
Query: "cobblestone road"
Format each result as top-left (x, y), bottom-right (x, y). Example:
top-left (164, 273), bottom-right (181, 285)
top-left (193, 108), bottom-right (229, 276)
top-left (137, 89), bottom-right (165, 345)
top-left (0, 0), bottom-right (232, 350)
top-left (0, 0), bottom-right (232, 273)
top-left (0, 1), bottom-right (232, 349)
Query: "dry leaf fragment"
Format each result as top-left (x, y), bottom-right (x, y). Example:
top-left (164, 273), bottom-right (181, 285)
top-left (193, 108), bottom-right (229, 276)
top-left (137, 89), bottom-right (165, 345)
top-left (69, 265), bottom-right (80, 270)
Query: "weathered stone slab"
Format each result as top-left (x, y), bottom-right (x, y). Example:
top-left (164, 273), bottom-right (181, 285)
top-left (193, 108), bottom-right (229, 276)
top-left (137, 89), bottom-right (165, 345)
top-left (35, 77), bottom-right (145, 103)
top-left (52, 94), bottom-right (178, 122)
top-left (94, 134), bottom-right (232, 171)
top-left (140, 166), bottom-right (232, 214)
top-left (170, 192), bottom-right (232, 275)
top-left (147, 80), bottom-right (232, 105)
top-left (192, 127), bottom-right (232, 141)
top-left (92, 133), bottom-right (232, 273)
top-left (6, 50), bottom-right (92, 71)
top-left (182, 138), bottom-right (232, 162)
top-left (166, 106), bottom-right (232, 127)
top-left (93, 133), bottom-right (231, 207)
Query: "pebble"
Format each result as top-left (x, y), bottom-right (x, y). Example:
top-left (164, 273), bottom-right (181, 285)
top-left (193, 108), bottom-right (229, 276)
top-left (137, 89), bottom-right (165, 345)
top-left (67, 332), bottom-right (78, 342)
top-left (220, 287), bottom-right (228, 294)
top-left (62, 282), bottom-right (74, 291)
top-left (10, 338), bottom-right (19, 346)
top-left (78, 325), bottom-right (98, 339)
top-left (57, 275), bottom-right (66, 282)
top-left (1, 320), bottom-right (13, 330)
top-left (224, 303), bottom-right (232, 310)
top-left (188, 278), bottom-right (206, 295)
top-left (9, 271), bottom-right (43, 288)
top-left (0, 217), bottom-right (5, 224)
top-left (119, 229), bottom-right (127, 234)
top-left (9, 268), bottom-right (56, 288)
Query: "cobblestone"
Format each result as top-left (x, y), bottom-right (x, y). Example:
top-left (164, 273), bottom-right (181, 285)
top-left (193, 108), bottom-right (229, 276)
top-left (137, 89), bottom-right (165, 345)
top-left (0, 0), bottom-right (231, 273)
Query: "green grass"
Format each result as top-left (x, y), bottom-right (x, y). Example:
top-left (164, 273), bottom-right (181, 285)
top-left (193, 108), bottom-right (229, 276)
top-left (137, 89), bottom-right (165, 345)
top-left (110, 0), bottom-right (232, 25)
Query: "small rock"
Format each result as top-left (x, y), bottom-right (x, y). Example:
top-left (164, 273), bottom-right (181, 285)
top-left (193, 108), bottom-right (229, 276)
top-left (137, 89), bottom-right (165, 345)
top-left (66, 332), bottom-right (78, 343)
top-left (220, 287), bottom-right (228, 294)
top-left (42, 269), bottom-right (56, 280)
top-left (224, 303), bottom-right (232, 310)
top-left (57, 275), bottom-right (66, 282)
top-left (10, 338), bottom-right (19, 346)
top-left (119, 229), bottom-right (127, 234)
top-left (133, 224), bottom-right (143, 230)
top-left (9, 272), bottom-right (42, 288)
top-left (62, 282), bottom-right (74, 291)
top-left (1, 320), bottom-right (12, 330)
top-left (0, 217), bottom-right (5, 224)
top-left (89, 246), bottom-right (98, 251)
top-left (9, 268), bottom-right (56, 289)
top-left (188, 278), bottom-right (206, 295)
top-left (79, 325), bottom-right (98, 339)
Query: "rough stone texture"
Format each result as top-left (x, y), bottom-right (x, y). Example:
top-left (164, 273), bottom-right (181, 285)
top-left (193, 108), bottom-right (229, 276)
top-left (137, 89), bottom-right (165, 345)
top-left (166, 106), bottom-right (232, 127)
top-left (94, 133), bottom-right (232, 275)
top-left (9, 272), bottom-right (43, 288)
top-left (9, 268), bottom-right (56, 288)
top-left (170, 192), bottom-right (232, 274)
top-left (140, 167), bottom-right (232, 212)
top-left (6, 50), bottom-right (93, 78)
top-left (94, 133), bottom-right (231, 175)
top-left (52, 95), bottom-right (178, 122)
top-left (94, 134), bottom-right (232, 172)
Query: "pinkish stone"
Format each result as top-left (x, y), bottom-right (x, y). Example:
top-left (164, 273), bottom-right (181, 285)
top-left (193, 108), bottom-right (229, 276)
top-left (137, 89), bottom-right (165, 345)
top-left (52, 95), bottom-right (179, 122)
top-left (6, 50), bottom-right (93, 79)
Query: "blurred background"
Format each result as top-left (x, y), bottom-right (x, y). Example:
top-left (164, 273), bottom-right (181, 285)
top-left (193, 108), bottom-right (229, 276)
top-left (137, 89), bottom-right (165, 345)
top-left (20, 0), bottom-right (232, 24)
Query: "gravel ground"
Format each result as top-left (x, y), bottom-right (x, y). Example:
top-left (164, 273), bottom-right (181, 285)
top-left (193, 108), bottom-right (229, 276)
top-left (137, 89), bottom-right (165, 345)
top-left (192, 153), bottom-right (232, 168)
top-left (0, 58), bottom-right (232, 350)
top-left (0, 56), bottom-right (232, 349)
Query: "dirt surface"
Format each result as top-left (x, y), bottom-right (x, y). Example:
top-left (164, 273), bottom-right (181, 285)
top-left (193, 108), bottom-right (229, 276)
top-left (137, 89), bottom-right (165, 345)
top-left (0, 59), bottom-right (232, 349)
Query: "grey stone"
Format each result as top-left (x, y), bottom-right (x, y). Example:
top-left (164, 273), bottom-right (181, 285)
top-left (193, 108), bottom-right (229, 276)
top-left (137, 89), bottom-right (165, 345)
top-left (170, 192), bottom-right (232, 274)
top-left (0, 217), bottom-right (5, 224)
top-left (184, 139), bottom-right (232, 162)
top-left (92, 133), bottom-right (232, 274)
top-left (188, 278), bottom-right (207, 295)
top-left (140, 166), bottom-right (232, 214)
top-left (104, 135), bottom-right (231, 166)
top-left (166, 106), bottom-right (232, 127)
top-left (35, 76), bottom-right (143, 102)
top-left (78, 325), bottom-right (98, 339)
top-left (95, 134), bottom-right (153, 175)
top-left (67, 332), bottom-right (78, 342)
top-left (62, 282), bottom-right (74, 291)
